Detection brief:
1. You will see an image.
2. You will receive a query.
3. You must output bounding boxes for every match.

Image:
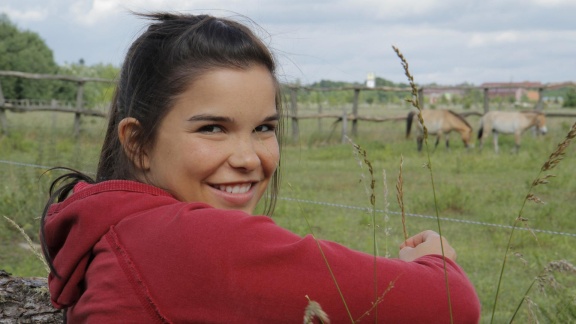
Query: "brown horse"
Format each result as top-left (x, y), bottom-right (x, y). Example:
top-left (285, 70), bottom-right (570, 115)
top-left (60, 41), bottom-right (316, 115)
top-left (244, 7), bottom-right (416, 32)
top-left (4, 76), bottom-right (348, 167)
top-left (478, 110), bottom-right (547, 153)
top-left (406, 109), bottom-right (473, 152)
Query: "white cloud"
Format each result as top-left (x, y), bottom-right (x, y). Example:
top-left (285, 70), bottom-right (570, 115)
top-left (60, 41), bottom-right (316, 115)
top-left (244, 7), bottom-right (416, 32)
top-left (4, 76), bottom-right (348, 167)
top-left (468, 31), bottom-right (519, 47)
top-left (66, 0), bottom-right (260, 26)
top-left (530, 0), bottom-right (576, 7)
top-left (70, 0), bottom-right (124, 25)
top-left (0, 6), bottom-right (47, 22)
top-left (1, 0), bottom-right (575, 84)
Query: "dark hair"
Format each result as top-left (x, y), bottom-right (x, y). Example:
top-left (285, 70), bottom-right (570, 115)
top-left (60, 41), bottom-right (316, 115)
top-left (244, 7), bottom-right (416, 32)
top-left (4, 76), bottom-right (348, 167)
top-left (41, 12), bottom-right (284, 276)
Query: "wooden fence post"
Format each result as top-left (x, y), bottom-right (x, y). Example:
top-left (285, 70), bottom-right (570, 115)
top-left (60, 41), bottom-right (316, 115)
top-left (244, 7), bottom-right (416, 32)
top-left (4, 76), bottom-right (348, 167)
top-left (74, 81), bottom-right (85, 137)
top-left (418, 87), bottom-right (424, 109)
top-left (316, 91), bottom-right (323, 133)
top-left (289, 87), bottom-right (299, 142)
top-left (341, 108), bottom-right (347, 144)
top-left (535, 87), bottom-right (544, 111)
top-left (351, 88), bottom-right (360, 137)
top-left (0, 81), bottom-right (8, 135)
top-left (483, 88), bottom-right (490, 114)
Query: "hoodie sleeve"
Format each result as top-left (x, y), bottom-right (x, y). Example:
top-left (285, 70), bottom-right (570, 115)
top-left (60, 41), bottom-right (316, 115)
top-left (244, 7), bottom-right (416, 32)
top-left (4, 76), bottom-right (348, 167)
top-left (111, 204), bottom-right (481, 323)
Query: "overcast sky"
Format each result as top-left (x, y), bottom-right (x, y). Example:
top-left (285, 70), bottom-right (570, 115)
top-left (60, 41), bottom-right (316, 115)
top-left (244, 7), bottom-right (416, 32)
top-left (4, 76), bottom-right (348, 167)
top-left (2, 0), bottom-right (575, 86)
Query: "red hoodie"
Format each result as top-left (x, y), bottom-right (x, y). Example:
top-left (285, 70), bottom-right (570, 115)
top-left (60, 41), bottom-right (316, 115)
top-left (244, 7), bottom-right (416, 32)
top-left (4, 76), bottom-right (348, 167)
top-left (44, 180), bottom-right (481, 323)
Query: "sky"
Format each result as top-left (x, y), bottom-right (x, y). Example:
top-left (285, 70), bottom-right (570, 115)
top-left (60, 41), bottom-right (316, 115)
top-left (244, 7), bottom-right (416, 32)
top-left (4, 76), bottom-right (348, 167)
top-left (2, 0), bottom-right (576, 86)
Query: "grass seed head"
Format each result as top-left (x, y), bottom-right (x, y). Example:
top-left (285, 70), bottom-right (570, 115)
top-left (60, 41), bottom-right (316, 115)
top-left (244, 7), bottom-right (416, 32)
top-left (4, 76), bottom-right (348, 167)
top-left (525, 193), bottom-right (545, 204)
top-left (541, 121), bottom-right (576, 172)
top-left (536, 260), bottom-right (576, 293)
top-left (392, 45), bottom-right (421, 112)
top-left (303, 296), bottom-right (330, 324)
top-left (3, 215), bottom-right (50, 274)
top-left (513, 252), bottom-right (528, 266)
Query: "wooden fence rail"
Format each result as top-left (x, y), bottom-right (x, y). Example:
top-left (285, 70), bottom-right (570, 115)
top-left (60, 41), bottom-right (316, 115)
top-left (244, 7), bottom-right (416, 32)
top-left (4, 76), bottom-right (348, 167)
top-left (1, 71), bottom-right (575, 140)
top-left (2, 99), bottom-right (107, 117)
top-left (0, 71), bottom-right (114, 136)
top-left (283, 82), bottom-right (576, 141)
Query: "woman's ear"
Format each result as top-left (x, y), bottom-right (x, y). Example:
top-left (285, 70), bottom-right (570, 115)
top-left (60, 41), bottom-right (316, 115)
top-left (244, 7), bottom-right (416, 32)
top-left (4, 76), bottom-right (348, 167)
top-left (118, 117), bottom-right (150, 170)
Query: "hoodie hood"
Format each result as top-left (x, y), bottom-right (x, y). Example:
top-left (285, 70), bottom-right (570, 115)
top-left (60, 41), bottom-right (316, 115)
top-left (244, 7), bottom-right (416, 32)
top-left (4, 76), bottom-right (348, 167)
top-left (43, 180), bottom-right (190, 309)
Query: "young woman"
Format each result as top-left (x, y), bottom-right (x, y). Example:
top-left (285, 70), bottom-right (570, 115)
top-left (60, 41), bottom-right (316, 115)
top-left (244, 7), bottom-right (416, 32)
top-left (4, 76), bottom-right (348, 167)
top-left (41, 12), bottom-right (481, 323)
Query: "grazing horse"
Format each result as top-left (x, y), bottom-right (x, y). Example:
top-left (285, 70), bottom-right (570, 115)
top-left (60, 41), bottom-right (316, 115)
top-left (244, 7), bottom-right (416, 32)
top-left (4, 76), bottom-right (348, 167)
top-left (406, 109), bottom-right (473, 152)
top-left (477, 110), bottom-right (547, 153)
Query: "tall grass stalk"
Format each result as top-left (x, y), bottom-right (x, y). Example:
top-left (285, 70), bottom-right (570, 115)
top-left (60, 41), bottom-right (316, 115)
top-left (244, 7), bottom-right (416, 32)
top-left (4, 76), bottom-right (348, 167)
top-left (381, 169), bottom-right (391, 258)
top-left (286, 184), bottom-right (354, 322)
top-left (3, 215), bottom-right (50, 274)
top-left (392, 45), bottom-right (454, 323)
top-left (490, 120), bottom-right (576, 323)
top-left (395, 155), bottom-right (408, 241)
top-left (354, 278), bottom-right (398, 322)
top-left (348, 137), bottom-right (379, 321)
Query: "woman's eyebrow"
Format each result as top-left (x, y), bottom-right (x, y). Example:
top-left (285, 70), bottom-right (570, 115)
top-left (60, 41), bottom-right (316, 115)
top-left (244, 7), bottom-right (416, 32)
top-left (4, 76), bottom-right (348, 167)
top-left (187, 113), bottom-right (280, 123)
top-left (186, 114), bottom-right (232, 122)
top-left (263, 113), bottom-right (280, 122)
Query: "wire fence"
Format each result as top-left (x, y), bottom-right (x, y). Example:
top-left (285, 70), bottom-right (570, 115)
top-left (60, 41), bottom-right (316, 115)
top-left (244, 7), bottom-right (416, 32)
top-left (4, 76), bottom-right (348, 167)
top-left (278, 197), bottom-right (576, 238)
top-left (2, 159), bottom-right (575, 239)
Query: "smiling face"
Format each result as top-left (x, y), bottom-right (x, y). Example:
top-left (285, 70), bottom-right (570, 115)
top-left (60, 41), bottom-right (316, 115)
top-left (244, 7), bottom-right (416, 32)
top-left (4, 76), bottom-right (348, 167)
top-left (138, 64), bottom-right (279, 214)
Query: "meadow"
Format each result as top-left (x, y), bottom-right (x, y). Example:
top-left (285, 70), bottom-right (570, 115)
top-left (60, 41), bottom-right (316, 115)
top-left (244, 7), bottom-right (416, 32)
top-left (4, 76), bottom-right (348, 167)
top-left (0, 102), bottom-right (575, 323)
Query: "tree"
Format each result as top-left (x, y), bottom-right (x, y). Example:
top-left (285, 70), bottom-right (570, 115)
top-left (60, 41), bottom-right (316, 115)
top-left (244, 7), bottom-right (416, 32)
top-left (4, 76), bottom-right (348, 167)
top-left (0, 14), bottom-right (58, 99)
top-left (563, 88), bottom-right (576, 108)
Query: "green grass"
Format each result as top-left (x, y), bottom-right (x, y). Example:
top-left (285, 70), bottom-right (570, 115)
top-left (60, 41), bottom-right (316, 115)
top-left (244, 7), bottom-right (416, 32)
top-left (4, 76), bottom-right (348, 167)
top-left (1, 106), bottom-right (575, 323)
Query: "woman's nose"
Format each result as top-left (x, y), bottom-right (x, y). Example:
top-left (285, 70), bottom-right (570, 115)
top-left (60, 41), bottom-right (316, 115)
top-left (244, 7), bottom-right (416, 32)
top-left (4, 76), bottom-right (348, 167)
top-left (228, 136), bottom-right (261, 171)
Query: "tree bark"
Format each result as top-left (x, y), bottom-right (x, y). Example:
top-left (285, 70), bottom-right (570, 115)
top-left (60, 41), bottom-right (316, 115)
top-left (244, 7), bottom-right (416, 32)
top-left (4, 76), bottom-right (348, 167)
top-left (0, 270), bottom-right (63, 323)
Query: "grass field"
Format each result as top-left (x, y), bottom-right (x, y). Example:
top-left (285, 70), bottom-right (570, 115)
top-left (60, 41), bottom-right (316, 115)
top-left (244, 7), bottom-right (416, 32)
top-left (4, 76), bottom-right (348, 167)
top-left (1, 103), bottom-right (575, 323)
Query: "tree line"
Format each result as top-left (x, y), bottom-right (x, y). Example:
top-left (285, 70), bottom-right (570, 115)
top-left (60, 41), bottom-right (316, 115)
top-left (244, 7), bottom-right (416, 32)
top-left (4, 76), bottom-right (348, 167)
top-left (1, 12), bottom-right (575, 109)
top-left (0, 14), bottom-right (116, 109)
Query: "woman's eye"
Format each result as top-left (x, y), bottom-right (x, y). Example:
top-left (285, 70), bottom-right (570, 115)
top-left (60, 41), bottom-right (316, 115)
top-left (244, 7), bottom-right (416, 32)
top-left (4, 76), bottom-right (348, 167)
top-left (255, 124), bottom-right (276, 132)
top-left (198, 125), bottom-right (223, 133)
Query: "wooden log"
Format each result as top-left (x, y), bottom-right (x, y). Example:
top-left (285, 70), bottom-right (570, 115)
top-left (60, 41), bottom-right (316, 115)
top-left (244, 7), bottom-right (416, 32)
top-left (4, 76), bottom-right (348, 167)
top-left (292, 113), bottom-right (407, 122)
top-left (0, 270), bottom-right (63, 323)
top-left (0, 70), bottom-right (114, 84)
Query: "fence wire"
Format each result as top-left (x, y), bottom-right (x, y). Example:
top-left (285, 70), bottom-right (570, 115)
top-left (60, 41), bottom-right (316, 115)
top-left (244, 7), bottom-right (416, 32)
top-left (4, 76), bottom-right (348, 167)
top-left (278, 197), bottom-right (576, 238)
top-left (2, 159), bottom-right (575, 239)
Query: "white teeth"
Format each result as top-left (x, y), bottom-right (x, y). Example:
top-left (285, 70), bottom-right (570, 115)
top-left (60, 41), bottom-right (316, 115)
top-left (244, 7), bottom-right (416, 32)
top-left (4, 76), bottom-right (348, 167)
top-left (217, 183), bottom-right (251, 194)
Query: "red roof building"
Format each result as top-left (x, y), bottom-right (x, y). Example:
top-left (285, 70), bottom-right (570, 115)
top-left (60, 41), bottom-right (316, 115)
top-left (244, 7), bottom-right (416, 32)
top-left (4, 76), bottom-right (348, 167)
top-left (480, 81), bottom-right (542, 102)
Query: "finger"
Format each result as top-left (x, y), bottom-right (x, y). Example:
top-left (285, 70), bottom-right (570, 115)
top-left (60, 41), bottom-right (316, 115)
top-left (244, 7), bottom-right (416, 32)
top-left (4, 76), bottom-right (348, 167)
top-left (400, 230), bottom-right (437, 249)
top-left (400, 232), bottom-right (422, 249)
top-left (419, 230), bottom-right (439, 242)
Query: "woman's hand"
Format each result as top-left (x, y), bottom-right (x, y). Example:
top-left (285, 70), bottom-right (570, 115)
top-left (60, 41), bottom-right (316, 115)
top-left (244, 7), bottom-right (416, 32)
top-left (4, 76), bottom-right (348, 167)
top-left (399, 230), bottom-right (457, 262)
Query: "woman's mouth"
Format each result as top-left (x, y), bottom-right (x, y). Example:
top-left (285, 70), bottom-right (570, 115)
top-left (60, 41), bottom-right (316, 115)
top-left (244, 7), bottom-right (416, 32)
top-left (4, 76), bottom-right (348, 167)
top-left (206, 181), bottom-right (260, 212)
top-left (214, 183), bottom-right (252, 194)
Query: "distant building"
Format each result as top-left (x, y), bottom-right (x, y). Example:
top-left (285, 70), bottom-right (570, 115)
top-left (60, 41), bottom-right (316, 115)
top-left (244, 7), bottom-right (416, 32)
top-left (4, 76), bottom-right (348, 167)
top-left (366, 72), bottom-right (375, 88)
top-left (422, 87), bottom-right (467, 104)
top-left (480, 81), bottom-right (542, 102)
